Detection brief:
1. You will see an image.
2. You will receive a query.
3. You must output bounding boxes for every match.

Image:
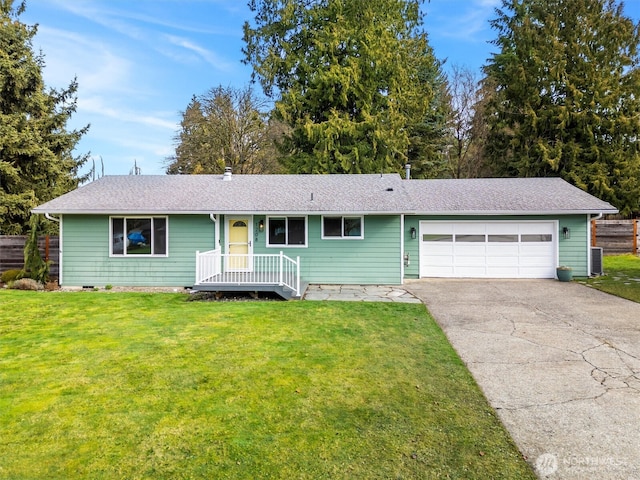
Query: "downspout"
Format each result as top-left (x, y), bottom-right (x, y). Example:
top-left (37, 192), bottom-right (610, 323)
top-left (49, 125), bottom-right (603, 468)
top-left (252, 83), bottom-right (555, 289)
top-left (209, 213), bottom-right (220, 248)
top-left (45, 213), bottom-right (60, 223)
top-left (44, 213), bottom-right (62, 285)
top-left (400, 214), bottom-right (405, 284)
top-left (588, 213), bottom-right (604, 276)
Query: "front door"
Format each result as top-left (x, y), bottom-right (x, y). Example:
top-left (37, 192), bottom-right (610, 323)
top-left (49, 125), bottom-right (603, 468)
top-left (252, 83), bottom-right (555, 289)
top-left (227, 217), bottom-right (253, 271)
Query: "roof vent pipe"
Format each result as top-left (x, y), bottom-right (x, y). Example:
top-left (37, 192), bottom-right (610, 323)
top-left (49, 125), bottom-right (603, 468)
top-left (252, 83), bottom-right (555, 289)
top-left (405, 164), bottom-right (411, 180)
top-left (223, 166), bottom-right (232, 181)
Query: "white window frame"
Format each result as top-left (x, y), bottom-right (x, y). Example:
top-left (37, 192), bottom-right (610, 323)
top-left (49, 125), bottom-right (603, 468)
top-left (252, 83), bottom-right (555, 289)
top-left (109, 216), bottom-right (169, 257)
top-left (266, 216), bottom-right (308, 248)
top-left (321, 215), bottom-right (365, 240)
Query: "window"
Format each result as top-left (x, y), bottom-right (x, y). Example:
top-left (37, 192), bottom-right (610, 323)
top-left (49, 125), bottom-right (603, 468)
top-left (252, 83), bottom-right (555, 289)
top-left (422, 234), bottom-right (453, 242)
top-left (455, 234), bottom-right (485, 242)
top-left (267, 217), bottom-right (306, 247)
top-left (521, 234), bottom-right (552, 242)
top-left (322, 216), bottom-right (364, 239)
top-left (488, 234), bottom-right (518, 242)
top-left (111, 217), bottom-right (168, 256)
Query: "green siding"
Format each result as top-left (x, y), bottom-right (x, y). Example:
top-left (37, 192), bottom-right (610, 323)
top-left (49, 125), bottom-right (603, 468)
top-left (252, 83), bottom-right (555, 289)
top-left (61, 215), bottom-right (216, 287)
top-left (557, 215), bottom-right (589, 277)
top-left (403, 214), bottom-right (590, 278)
top-left (250, 215), bottom-right (402, 284)
top-left (61, 213), bottom-right (591, 286)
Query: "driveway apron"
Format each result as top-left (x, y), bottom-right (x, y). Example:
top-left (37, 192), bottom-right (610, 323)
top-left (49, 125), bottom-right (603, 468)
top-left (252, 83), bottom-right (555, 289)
top-left (405, 279), bottom-right (640, 480)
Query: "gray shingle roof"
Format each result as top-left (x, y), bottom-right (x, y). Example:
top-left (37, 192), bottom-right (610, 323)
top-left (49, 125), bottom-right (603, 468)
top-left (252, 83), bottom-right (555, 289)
top-left (32, 174), bottom-right (618, 215)
top-left (402, 177), bottom-right (618, 214)
top-left (33, 174), bottom-right (411, 214)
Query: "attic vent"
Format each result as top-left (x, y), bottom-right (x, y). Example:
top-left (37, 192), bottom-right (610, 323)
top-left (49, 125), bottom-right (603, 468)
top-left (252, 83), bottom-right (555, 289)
top-left (591, 247), bottom-right (604, 276)
top-left (386, 188), bottom-right (394, 192)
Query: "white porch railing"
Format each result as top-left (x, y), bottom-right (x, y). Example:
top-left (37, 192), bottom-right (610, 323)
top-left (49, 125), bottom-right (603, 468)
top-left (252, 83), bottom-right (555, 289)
top-left (195, 249), bottom-right (301, 297)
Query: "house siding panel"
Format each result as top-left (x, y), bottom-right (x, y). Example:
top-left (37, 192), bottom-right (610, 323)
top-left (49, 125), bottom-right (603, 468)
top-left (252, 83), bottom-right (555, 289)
top-left (251, 215), bottom-right (402, 284)
top-left (404, 214), bottom-right (590, 278)
top-left (61, 215), bottom-right (215, 286)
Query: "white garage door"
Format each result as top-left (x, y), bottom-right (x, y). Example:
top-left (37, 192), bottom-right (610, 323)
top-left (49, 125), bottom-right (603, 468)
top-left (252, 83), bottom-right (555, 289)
top-left (419, 221), bottom-right (557, 278)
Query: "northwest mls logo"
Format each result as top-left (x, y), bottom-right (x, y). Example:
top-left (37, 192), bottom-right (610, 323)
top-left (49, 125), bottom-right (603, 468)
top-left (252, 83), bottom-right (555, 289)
top-left (535, 453), bottom-right (558, 476)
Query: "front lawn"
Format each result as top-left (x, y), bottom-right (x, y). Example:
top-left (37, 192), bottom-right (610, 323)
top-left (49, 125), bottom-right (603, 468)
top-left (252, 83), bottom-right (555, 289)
top-left (0, 291), bottom-right (534, 479)
top-left (582, 254), bottom-right (640, 302)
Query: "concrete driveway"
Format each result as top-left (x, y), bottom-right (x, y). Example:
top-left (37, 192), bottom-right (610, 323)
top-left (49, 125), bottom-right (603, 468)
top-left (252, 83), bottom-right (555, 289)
top-left (404, 279), bottom-right (640, 480)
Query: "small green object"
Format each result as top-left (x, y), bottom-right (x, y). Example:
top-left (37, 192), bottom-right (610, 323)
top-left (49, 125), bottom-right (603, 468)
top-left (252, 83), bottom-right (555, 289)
top-left (557, 266), bottom-right (573, 282)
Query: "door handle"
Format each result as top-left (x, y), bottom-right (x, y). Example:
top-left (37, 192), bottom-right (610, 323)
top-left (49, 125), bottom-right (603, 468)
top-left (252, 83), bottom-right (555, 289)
top-left (248, 240), bottom-right (252, 247)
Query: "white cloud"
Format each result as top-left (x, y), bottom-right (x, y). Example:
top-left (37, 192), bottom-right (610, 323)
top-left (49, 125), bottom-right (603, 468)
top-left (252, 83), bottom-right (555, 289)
top-left (164, 34), bottom-right (233, 71)
top-left (79, 97), bottom-right (178, 131)
top-left (34, 26), bottom-right (134, 95)
top-left (426, 0), bottom-right (498, 42)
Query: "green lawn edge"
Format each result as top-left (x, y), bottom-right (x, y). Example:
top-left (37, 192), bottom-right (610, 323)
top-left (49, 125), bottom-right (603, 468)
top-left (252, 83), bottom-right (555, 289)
top-left (582, 254), bottom-right (640, 303)
top-left (0, 291), bottom-right (535, 479)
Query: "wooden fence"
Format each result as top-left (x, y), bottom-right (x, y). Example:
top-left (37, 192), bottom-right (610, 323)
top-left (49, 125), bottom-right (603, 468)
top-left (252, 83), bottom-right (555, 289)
top-left (0, 235), bottom-right (59, 280)
top-left (592, 219), bottom-right (638, 255)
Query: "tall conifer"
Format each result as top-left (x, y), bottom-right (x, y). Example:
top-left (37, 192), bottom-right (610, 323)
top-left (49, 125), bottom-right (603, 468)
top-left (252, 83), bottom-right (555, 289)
top-left (483, 0), bottom-right (640, 214)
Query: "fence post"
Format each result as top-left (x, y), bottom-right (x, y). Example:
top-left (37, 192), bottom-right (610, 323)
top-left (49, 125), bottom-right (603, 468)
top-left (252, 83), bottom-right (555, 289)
top-left (634, 220), bottom-right (638, 255)
top-left (591, 219), bottom-right (597, 247)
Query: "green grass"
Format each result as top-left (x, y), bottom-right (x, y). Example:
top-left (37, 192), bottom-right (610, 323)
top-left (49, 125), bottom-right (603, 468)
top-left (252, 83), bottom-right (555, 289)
top-left (0, 291), bottom-right (535, 479)
top-left (582, 254), bottom-right (640, 303)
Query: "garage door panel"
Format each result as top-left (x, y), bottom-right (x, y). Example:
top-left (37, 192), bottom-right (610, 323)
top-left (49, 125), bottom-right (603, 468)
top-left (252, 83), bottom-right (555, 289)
top-left (520, 245), bottom-right (554, 256)
top-left (486, 223), bottom-right (518, 234)
top-left (487, 244), bottom-right (519, 256)
top-left (487, 266), bottom-right (520, 277)
top-left (454, 223), bottom-right (486, 234)
top-left (456, 266), bottom-right (488, 277)
top-left (455, 244), bottom-right (486, 255)
top-left (427, 266), bottom-right (456, 276)
top-left (520, 223), bottom-right (554, 234)
top-left (422, 222), bottom-right (455, 234)
top-left (420, 221), bottom-right (556, 279)
top-left (423, 255), bottom-right (456, 266)
top-left (455, 256), bottom-right (487, 267)
top-left (487, 256), bottom-right (520, 267)
top-left (424, 244), bottom-right (454, 255)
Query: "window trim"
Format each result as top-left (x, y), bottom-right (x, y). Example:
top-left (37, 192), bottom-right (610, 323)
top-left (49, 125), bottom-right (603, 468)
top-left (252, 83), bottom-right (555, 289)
top-left (265, 215), bottom-right (308, 248)
top-left (321, 215), bottom-right (365, 240)
top-left (109, 215), bottom-right (169, 257)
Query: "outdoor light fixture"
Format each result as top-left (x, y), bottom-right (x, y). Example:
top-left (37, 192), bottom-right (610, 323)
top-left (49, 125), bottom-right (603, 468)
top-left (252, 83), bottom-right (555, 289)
top-left (410, 227), bottom-right (417, 240)
top-left (259, 219), bottom-right (265, 232)
top-left (562, 226), bottom-right (571, 239)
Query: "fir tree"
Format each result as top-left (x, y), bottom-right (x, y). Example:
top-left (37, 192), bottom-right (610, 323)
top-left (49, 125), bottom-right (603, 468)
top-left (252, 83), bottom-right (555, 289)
top-left (483, 0), bottom-right (640, 214)
top-left (0, 0), bottom-right (88, 234)
top-left (243, 0), bottom-right (449, 176)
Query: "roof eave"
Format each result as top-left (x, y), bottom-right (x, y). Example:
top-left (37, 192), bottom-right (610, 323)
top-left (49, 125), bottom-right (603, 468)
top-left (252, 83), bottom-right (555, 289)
top-left (408, 209), bottom-right (618, 216)
top-left (31, 208), bottom-right (409, 216)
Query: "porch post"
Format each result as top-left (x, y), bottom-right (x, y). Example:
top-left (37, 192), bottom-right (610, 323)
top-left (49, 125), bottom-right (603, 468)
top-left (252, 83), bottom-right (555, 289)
top-left (195, 250), bottom-right (200, 285)
top-left (296, 256), bottom-right (300, 297)
top-left (279, 251), bottom-right (283, 286)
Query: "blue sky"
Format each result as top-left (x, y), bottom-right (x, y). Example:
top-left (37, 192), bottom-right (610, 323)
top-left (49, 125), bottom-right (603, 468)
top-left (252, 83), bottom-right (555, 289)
top-left (21, 0), bottom-right (640, 176)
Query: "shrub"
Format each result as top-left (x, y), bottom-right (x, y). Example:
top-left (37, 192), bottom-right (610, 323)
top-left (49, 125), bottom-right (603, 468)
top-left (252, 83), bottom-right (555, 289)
top-left (1, 269), bottom-right (23, 284)
top-left (9, 278), bottom-right (44, 291)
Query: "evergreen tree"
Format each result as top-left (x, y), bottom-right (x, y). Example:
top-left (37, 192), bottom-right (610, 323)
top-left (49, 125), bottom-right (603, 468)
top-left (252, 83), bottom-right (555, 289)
top-left (243, 0), bottom-right (448, 176)
top-left (483, 0), bottom-right (640, 214)
top-left (0, 0), bottom-right (88, 234)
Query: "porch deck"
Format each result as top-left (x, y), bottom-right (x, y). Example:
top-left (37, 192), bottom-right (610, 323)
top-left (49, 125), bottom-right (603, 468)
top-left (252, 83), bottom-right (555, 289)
top-left (193, 250), bottom-right (305, 300)
top-left (192, 276), bottom-right (308, 300)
